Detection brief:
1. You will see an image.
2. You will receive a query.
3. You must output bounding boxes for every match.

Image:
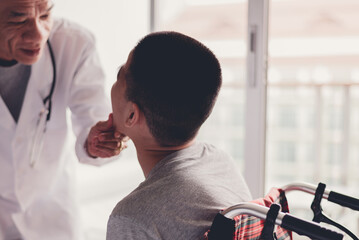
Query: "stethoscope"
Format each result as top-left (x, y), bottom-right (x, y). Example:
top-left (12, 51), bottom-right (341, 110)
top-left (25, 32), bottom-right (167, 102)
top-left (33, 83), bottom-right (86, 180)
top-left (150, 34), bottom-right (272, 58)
top-left (29, 40), bottom-right (56, 167)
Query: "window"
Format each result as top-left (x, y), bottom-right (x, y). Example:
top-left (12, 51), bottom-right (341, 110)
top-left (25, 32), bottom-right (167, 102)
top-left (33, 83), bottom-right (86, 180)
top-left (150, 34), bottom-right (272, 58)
top-left (266, 0), bottom-right (359, 235)
top-left (277, 141), bottom-right (296, 163)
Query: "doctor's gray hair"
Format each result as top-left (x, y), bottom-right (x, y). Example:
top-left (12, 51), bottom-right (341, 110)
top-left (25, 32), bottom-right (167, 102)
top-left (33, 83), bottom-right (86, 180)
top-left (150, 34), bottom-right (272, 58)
top-left (125, 31), bottom-right (222, 146)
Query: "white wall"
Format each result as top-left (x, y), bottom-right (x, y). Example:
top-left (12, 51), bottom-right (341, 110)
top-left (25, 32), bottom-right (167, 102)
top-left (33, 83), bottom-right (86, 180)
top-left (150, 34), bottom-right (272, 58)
top-left (54, 0), bottom-right (150, 94)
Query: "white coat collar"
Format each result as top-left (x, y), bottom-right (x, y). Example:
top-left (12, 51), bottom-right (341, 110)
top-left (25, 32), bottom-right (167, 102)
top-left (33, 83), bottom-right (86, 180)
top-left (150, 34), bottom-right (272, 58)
top-left (0, 44), bottom-right (54, 133)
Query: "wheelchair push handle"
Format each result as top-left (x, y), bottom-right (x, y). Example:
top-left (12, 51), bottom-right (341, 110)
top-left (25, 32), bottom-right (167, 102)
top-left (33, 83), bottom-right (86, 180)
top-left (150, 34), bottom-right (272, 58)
top-left (328, 191), bottom-right (359, 211)
top-left (281, 214), bottom-right (343, 240)
top-left (282, 182), bottom-right (359, 211)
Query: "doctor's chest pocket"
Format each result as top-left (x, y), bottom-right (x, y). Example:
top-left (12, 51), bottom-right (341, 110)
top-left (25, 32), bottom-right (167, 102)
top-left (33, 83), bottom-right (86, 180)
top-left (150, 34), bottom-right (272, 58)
top-left (28, 107), bottom-right (71, 168)
top-left (42, 109), bottom-right (69, 147)
top-left (30, 126), bottom-right (72, 171)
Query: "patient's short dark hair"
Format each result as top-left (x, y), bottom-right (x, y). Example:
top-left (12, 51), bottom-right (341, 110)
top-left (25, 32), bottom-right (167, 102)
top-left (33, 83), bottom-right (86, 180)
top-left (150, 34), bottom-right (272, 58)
top-left (125, 31), bottom-right (222, 146)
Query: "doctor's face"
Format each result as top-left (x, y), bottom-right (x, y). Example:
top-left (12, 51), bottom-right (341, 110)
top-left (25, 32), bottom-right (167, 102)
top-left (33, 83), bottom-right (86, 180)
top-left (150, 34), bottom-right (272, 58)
top-left (0, 0), bottom-right (53, 65)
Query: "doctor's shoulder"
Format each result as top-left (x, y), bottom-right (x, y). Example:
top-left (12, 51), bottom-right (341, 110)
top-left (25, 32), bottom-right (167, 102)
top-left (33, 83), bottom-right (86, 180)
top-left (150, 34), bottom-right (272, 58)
top-left (49, 18), bottom-right (97, 49)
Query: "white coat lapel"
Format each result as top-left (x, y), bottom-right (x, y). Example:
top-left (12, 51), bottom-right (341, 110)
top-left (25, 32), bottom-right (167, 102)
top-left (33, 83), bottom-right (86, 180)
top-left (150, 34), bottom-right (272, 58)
top-left (0, 96), bottom-right (15, 130)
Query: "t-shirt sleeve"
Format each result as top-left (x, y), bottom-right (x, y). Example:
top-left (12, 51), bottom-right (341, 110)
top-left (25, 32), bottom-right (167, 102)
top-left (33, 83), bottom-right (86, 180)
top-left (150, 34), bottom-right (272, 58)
top-left (106, 215), bottom-right (156, 240)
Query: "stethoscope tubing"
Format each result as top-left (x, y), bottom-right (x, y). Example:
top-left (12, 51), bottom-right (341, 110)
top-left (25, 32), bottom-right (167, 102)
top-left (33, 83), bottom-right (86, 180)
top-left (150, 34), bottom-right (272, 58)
top-left (44, 40), bottom-right (56, 121)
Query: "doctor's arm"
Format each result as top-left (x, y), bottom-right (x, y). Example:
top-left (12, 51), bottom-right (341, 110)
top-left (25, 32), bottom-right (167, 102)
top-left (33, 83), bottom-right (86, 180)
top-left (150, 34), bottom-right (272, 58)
top-left (68, 32), bottom-right (125, 165)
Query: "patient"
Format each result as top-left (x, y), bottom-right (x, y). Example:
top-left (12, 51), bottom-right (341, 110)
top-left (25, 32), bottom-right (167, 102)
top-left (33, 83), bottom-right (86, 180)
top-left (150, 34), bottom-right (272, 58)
top-left (107, 31), bottom-right (252, 239)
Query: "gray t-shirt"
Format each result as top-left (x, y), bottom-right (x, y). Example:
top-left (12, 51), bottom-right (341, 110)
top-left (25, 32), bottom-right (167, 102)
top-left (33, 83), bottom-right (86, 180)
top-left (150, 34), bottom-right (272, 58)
top-left (0, 63), bottom-right (31, 122)
top-left (107, 142), bottom-right (252, 240)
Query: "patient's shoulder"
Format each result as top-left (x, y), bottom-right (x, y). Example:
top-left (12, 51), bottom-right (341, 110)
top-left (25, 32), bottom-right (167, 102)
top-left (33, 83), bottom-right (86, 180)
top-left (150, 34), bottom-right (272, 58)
top-left (110, 181), bottom-right (164, 218)
top-left (107, 214), bottom-right (156, 239)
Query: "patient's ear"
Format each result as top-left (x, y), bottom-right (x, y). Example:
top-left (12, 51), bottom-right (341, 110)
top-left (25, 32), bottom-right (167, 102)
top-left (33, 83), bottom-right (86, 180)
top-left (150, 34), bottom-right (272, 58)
top-left (125, 103), bottom-right (140, 127)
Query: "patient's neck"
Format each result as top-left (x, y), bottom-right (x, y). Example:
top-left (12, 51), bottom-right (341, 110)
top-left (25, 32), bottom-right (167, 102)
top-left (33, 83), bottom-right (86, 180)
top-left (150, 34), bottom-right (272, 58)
top-left (135, 139), bottom-right (195, 178)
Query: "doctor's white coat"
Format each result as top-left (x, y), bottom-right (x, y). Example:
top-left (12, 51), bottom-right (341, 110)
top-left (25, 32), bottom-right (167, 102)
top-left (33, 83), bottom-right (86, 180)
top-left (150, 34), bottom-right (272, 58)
top-left (0, 19), bottom-right (116, 240)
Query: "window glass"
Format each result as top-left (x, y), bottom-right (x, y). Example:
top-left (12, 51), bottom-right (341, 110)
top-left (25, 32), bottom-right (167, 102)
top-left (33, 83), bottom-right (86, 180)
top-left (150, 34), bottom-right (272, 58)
top-left (266, 0), bottom-right (359, 235)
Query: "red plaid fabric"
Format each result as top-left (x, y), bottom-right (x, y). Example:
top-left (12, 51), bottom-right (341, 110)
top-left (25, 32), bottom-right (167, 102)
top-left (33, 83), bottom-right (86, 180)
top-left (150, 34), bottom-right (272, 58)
top-left (204, 188), bottom-right (292, 240)
top-left (233, 188), bottom-right (292, 240)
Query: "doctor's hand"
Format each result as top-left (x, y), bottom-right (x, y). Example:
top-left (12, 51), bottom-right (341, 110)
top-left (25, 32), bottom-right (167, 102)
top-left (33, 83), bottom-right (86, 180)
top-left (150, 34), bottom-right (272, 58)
top-left (86, 113), bottom-right (129, 158)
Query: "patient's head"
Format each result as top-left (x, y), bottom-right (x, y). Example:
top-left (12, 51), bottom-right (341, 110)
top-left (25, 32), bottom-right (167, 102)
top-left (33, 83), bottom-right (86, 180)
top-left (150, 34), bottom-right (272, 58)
top-left (112, 31), bottom-right (222, 146)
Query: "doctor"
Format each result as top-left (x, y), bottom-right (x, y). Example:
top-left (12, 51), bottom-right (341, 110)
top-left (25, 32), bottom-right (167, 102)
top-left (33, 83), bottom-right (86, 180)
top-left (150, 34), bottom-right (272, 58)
top-left (0, 0), bottom-right (127, 239)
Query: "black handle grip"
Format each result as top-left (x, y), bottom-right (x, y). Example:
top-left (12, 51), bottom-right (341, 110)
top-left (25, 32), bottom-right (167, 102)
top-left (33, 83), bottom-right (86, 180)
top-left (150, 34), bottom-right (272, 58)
top-left (328, 191), bottom-right (359, 211)
top-left (281, 214), bottom-right (343, 240)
